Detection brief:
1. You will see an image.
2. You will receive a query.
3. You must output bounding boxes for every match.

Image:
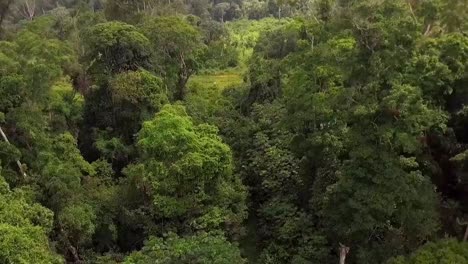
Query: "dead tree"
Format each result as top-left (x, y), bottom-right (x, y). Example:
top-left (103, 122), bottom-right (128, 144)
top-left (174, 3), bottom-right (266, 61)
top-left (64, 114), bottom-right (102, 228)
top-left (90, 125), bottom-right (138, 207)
top-left (16, 0), bottom-right (36, 21)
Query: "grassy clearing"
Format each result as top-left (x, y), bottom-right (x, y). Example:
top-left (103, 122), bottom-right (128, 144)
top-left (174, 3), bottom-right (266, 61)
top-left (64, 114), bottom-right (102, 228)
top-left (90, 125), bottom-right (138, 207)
top-left (189, 68), bottom-right (244, 90)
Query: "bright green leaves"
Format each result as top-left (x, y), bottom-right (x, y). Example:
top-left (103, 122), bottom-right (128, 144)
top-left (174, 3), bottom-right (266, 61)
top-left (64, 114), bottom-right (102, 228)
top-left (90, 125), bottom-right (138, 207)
top-left (48, 78), bottom-right (84, 133)
top-left (0, 172), bottom-right (62, 264)
top-left (142, 17), bottom-right (202, 58)
top-left (0, 225), bottom-right (63, 264)
top-left (110, 70), bottom-right (167, 108)
top-left (58, 204), bottom-right (97, 247)
top-left (124, 104), bottom-right (246, 233)
top-left (14, 30), bottom-right (74, 103)
top-left (388, 239), bottom-right (468, 264)
top-left (124, 232), bottom-right (245, 264)
top-left (137, 105), bottom-right (200, 162)
top-left (38, 133), bottom-right (94, 211)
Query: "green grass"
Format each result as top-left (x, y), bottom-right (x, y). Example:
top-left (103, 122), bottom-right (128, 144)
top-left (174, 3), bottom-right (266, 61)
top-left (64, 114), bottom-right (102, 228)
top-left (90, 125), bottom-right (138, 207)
top-left (188, 68), bottom-right (244, 90)
top-left (185, 68), bottom-right (244, 124)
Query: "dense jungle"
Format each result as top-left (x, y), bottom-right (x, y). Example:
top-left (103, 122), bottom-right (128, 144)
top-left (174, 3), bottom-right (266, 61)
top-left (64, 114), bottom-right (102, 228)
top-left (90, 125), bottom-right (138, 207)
top-left (0, 0), bottom-right (468, 263)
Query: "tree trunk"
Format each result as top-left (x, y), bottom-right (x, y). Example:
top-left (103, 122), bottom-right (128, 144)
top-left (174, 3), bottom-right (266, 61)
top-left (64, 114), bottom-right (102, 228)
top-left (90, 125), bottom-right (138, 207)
top-left (174, 53), bottom-right (192, 101)
top-left (463, 224), bottom-right (468, 242)
top-left (456, 217), bottom-right (468, 242)
top-left (0, 126), bottom-right (27, 178)
top-left (339, 244), bottom-right (350, 264)
top-left (175, 72), bottom-right (189, 101)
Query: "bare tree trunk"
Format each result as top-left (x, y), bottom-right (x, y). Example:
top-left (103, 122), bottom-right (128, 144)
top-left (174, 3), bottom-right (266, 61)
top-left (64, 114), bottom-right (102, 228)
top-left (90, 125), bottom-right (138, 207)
top-left (174, 53), bottom-right (193, 101)
top-left (15, 0), bottom-right (36, 20)
top-left (456, 218), bottom-right (468, 242)
top-left (406, 0), bottom-right (417, 24)
top-left (339, 244), bottom-right (350, 264)
top-left (0, 126), bottom-right (27, 178)
top-left (424, 23), bottom-right (432, 36)
top-left (24, 0), bottom-right (36, 20)
top-left (175, 72), bottom-right (189, 101)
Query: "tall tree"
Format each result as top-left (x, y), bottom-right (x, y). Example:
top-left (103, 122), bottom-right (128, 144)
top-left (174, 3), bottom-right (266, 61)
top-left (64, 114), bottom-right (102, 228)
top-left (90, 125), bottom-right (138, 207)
top-left (123, 104), bottom-right (247, 236)
top-left (142, 16), bottom-right (204, 101)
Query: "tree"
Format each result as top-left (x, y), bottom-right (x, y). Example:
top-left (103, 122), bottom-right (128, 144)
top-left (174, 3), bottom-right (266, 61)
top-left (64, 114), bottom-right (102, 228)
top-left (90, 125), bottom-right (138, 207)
top-left (387, 239), bottom-right (468, 264)
top-left (124, 232), bottom-right (245, 264)
top-left (278, 1), bottom-right (448, 262)
top-left (123, 104), bottom-right (247, 235)
top-left (84, 69), bottom-right (167, 145)
top-left (213, 3), bottom-right (230, 23)
top-left (0, 170), bottom-right (62, 264)
top-left (240, 103), bottom-right (330, 263)
top-left (142, 16), bottom-right (204, 101)
top-left (81, 22), bottom-right (166, 169)
top-left (84, 21), bottom-right (151, 77)
top-left (245, 21), bottom-right (300, 108)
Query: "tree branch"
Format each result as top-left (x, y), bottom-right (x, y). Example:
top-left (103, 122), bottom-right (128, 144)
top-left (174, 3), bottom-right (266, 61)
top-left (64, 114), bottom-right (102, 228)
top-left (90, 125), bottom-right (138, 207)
top-left (0, 126), bottom-right (27, 178)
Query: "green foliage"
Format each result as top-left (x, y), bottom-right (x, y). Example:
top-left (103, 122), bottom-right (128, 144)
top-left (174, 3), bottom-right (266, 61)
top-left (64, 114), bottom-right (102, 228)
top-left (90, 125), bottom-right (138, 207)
top-left (58, 203), bottom-right (97, 246)
top-left (49, 78), bottom-right (84, 133)
top-left (1, 1), bottom-right (468, 263)
top-left (245, 20), bottom-right (302, 107)
top-left (110, 70), bottom-right (166, 107)
top-left (0, 24), bottom-right (75, 106)
top-left (142, 16), bottom-right (204, 100)
top-left (227, 18), bottom-right (292, 66)
top-left (124, 104), bottom-right (246, 234)
top-left (0, 172), bottom-right (62, 264)
top-left (185, 69), bottom-right (243, 124)
top-left (84, 21), bottom-right (151, 76)
top-left (106, 69), bottom-right (168, 138)
top-left (387, 239), bottom-right (468, 264)
top-left (0, 225), bottom-right (62, 264)
top-left (125, 232), bottom-right (245, 264)
top-left (407, 33), bottom-right (468, 105)
top-left (82, 68), bottom-right (167, 167)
